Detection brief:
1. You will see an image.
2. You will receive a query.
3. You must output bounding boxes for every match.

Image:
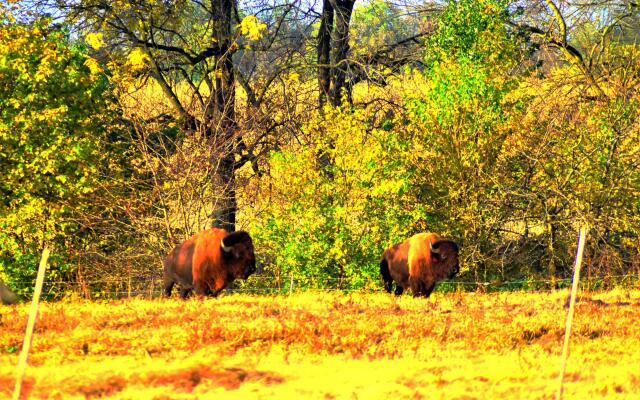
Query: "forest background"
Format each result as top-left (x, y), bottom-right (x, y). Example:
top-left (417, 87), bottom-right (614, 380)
top-left (1, 0), bottom-right (639, 299)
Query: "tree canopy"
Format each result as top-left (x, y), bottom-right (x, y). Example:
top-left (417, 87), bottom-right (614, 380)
top-left (2, 0), bottom-right (639, 298)
top-left (0, 9), bottom-right (110, 296)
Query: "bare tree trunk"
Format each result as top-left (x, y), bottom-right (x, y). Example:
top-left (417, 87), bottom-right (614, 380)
top-left (210, 0), bottom-right (239, 232)
top-left (218, 154), bottom-right (237, 232)
top-left (318, 0), bottom-right (334, 109)
top-left (330, 0), bottom-right (355, 107)
top-left (317, 0), bottom-right (355, 109)
top-left (313, 0), bottom-right (357, 290)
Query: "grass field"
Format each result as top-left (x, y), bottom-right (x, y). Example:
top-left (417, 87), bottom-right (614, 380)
top-left (1, 290), bottom-right (639, 399)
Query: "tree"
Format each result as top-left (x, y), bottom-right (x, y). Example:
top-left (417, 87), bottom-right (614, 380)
top-left (503, 0), bottom-right (640, 283)
top-left (0, 8), bottom-right (109, 296)
top-left (317, 0), bottom-right (435, 108)
top-left (403, 0), bottom-right (531, 283)
top-left (35, 0), bottom-right (311, 233)
top-left (317, 0), bottom-right (356, 107)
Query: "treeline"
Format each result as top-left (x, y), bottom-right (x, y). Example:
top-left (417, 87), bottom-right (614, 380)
top-left (1, 0), bottom-right (639, 299)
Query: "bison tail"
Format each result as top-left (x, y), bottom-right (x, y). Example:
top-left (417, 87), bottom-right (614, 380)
top-left (380, 258), bottom-right (393, 293)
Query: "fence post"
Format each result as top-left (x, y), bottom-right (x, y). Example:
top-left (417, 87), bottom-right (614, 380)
top-left (127, 263), bottom-right (132, 298)
top-left (556, 226), bottom-right (587, 400)
top-left (289, 273), bottom-right (294, 296)
top-left (13, 247), bottom-right (50, 400)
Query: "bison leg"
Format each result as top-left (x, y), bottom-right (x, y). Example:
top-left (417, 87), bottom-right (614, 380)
top-left (380, 259), bottom-right (394, 293)
top-left (180, 288), bottom-right (192, 299)
top-left (208, 280), bottom-right (227, 297)
top-left (163, 279), bottom-right (175, 298)
top-left (203, 286), bottom-right (217, 297)
top-left (409, 277), bottom-right (423, 297)
top-left (194, 281), bottom-right (208, 297)
top-left (194, 281), bottom-right (221, 297)
top-left (423, 283), bottom-right (435, 298)
top-left (394, 286), bottom-right (404, 296)
top-left (412, 282), bottom-right (435, 298)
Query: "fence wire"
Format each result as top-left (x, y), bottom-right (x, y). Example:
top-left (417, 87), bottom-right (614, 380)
top-left (6, 273), bottom-right (638, 300)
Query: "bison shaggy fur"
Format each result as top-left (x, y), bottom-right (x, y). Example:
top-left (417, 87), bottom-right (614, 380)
top-left (163, 228), bottom-right (256, 298)
top-left (380, 232), bottom-right (459, 297)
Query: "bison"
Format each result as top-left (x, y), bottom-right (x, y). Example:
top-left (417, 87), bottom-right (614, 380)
top-left (1, 281), bottom-right (18, 305)
top-left (163, 228), bottom-right (256, 298)
top-left (380, 232), bottom-right (459, 297)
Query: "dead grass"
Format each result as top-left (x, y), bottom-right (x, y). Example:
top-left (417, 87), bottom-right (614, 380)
top-left (1, 290), bottom-right (639, 399)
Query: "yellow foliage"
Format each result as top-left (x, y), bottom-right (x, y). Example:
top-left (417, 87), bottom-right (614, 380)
top-left (239, 15), bottom-right (267, 41)
top-left (84, 32), bottom-right (105, 50)
top-left (83, 57), bottom-right (102, 75)
top-left (126, 47), bottom-right (149, 71)
top-left (117, 79), bottom-right (201, 119)
top-left (286, 71), bottom-right (300, 84)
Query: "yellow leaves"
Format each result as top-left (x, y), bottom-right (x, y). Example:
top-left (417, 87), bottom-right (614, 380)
top-left (126, 47), bottom-right (149, 71)
top-left (286, 71), bottom-right (300, 85)
top-left (239, 15), bottom-right (267, 41)
top-left (483, 4), bottom-right (497, 14)
top-left (84, 32), bottom-right (105, 50)
top-left (8, 57), bottom-right (28, 76)
top-left (7, 97), bottom-right (21, 109)
top-left (39, 105), bottom-right (68, 122)
top-left (3, 9), bottom-right (17, 24)
top-left (84, 57), bottom-right (102, 75)
top-left (35, 58), bottom-right (55, 83)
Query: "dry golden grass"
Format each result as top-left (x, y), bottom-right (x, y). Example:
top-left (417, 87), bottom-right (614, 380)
top-left (1, 290), bottom-right (639, 399)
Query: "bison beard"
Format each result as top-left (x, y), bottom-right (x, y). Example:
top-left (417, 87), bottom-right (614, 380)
top-left (163, 228), bottom-right (257, 298)
top-left (380, 232), bottom-right (459, 298)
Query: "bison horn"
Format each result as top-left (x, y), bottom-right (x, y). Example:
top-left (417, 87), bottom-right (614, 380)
top-left (430, 241), bottom-right (440, 255)
top-left (221, 238), bottom-right (233, 253)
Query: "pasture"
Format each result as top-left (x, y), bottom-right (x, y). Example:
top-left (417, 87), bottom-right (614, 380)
top-left (1, 290), bottom-right (639, 399)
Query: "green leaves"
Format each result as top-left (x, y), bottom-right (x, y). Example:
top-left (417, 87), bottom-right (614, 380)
top-left (0, 14), bottom-right (109, 297)
top-left (426, 0), bottom-right (517, 67)
top-left (250, 107), bottom-right (419, 288)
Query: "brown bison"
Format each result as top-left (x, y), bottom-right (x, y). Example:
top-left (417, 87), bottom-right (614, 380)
top-left (1, 281), bottom-right (18, 305)
top-left (380, 232), bottom-right (459, 297)
top-left (163, 228), bottom-right (256, 298)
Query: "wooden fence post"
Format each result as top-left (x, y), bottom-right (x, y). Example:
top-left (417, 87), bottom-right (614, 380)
top-left (556, 227), bottom-right (587, 400)
top-left (13, 247), bottom-right (50, 400)
top-left (289, 273), bottom-right (294, 296)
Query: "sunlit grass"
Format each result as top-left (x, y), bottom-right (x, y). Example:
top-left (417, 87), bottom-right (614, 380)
top-left (1, 290), bottom-right (639, 399)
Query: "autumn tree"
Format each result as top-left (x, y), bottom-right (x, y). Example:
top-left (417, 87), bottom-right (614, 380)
top-left (502, 0), bottom-right (640, 283)
top-left (317, 0), bottom-right (435, 108)
top-left (317, 0), bottom-right (356, 107)
top-left (0, 7), bottom-right (110, 297)
top-left (29, 0), bottom-right (315, 235)
top-left (6, 0), bottom-right (636, 296)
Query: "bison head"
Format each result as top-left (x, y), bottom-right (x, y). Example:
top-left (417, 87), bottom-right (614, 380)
top-left (221, 231), bottom-right (257, 280)
top-left (430, 240), bottom-right (460, 279)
